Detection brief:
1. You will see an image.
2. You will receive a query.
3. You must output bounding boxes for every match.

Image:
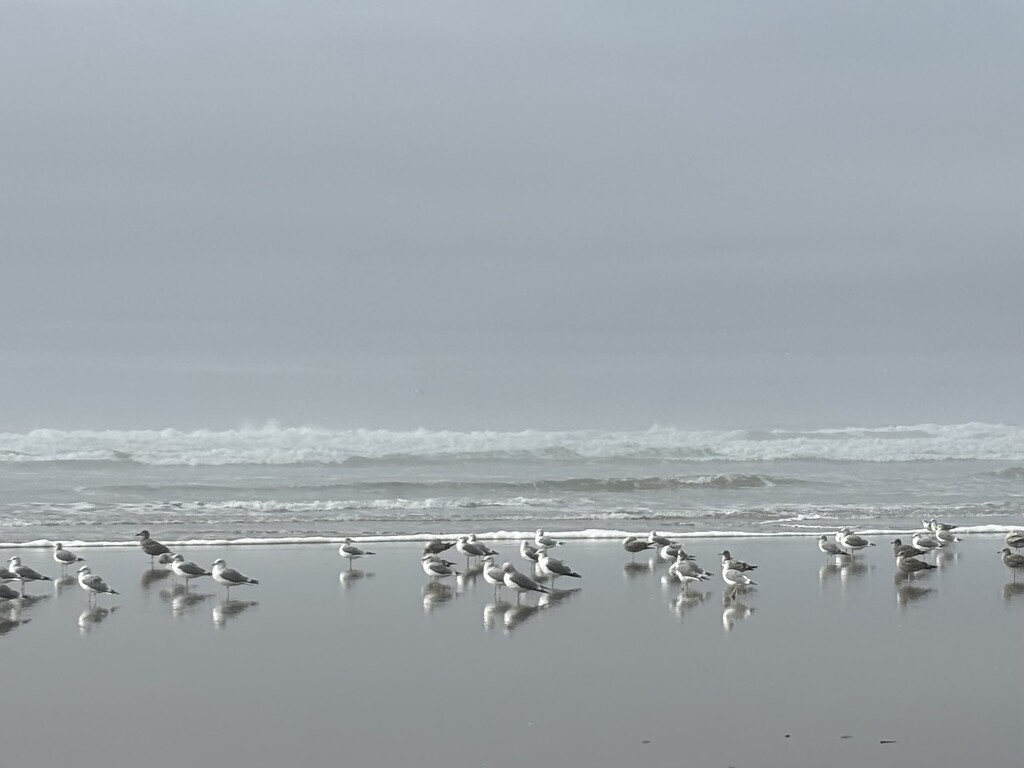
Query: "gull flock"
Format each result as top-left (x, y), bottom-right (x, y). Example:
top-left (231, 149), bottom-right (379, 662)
top-left (3, 521), bottom-right (1024, 635)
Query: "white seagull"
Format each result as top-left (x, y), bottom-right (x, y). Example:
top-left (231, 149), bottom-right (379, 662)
top-left (722, 566), bottom-right (757, 600)
top-left (77, 566), bottom-right (119, 602)
top-left (211, 558), bottom-right (259, 596)
top-left (536, 547), bottom-right (581, 588)
top-left (6, 556), bottom-right (51, 594)
top-left (339, 538), bottom-right (376, 569)
top-left (818, 535), bottom-right (849, 559)
top-left (170, 554), bottom-right (212, 589)
top-left (502, 562), bottom-right (550, 604)
top-left (53, 543), bottom-right (85, 574)
top-left (535, 529), bottom-right (563, 548)
top-left (421, 554), bottom-right (458, 580)
top-left (481, 556), bottom-right (505, 595)
top-left (838, 528), bottom-right (875, 554)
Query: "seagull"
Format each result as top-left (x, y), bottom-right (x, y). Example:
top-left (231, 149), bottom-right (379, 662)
top-left (722, 567), bottom-right (757, 600)
top-left (467, 534), bottom-right (499, 556)
top-left (818, 535), bottom-right (849, 559)
top-left (456, 535), bottom-right (488, 566)
top-left (719, 550), bottom-right (757, 572)
top-left (422, 538), bottom-right (456, 555)
top-left (1006, 531), bottom-right (1024, 550)
top-left (339, 538), bottom-right (375, 570)
top-left (623, 536), bottom-right (654, 561)
top-left (169, 554), bottom-right (212, 589)
top-left (0, 584), bottom-right (21, 602)
top-left (669, 553), bottom-right (713, 594)
top-left (421, 554), bottom-right (459, 580)
top-left (648, 531), bottom-right (674, 547)
top-left (1000, 548), bottom-right (1024, 581)
top-left (0, 564), bottom-right (17, 584)
top-left (896, 554), bottom-right (937, 581)
top-left (911, 531), bottom-right (943, 555)
top-left (934, 527), bottom-right (961, 545)
top-left (6, 556), bottom-right (51, 594)
top-left (838, 528), bottom-right (875, 554)
top-left (77, 566), bottom-right (119, 602)
top-left (501, 562), bottom-right (550, 604)
top-left (659, 542), bottom-right (692, 562)
top-left (211, 558), bottom-right (259, 596)
top-left (53, 543), bottom-right (85, 574)
top-left (135, 530), bottom-right (172, 564)
top-left (536, 547), bottom-right (581, 588)
top-left (520, 540), bottom-right (541, 564)
top-left (481, 556), bottom-right (505, 596)
top-left (891, 539), bottom-right (926, 559)
top-left (926, 518), bottom-right (957, 533)
top-left (535, 529), bottom-right (563, 548)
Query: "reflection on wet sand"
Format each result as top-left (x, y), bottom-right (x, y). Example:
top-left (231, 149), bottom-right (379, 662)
top-left (1002, 582), bottom-right (1024, 602)
top-left (722, 598), bottom-right (754, 632)
top-left (161, 584), bottom-right (213, 616)
top-left (671, 589), bottom-right (711, 619)
top-left (503, 602), bottom-right (541, 631)
top-left (141, 567), bottom-right (173, 590)
top-left (623, 560), bottom-right (654, 578)
top-left (78, 605), bottom-right (119, 634)
top-left (896, 583), bottom-right (934, 607)
top-left (0, 616), bottom-right (31, 636)
top-left (936, 549), bottom-right (959, 569)
top-left (53, 575), bottom-right (78, 595)
top-left (213, 599), bottom-right (258, 629)
top-left (422, 581), bottom-right (455, 613)
top-left (456, 565), bottom-right (483, 594)
top-left (339, 569), bottom-right (373, 588)
top-left (483, 599), bottom-right (512, 631)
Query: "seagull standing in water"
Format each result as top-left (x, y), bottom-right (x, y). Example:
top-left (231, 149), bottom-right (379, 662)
top-left (421, 554), bottom-right (459, 580)
top-left (623, 536), bottom-right (654, 561)
top-left (536, 547), bottom-right (581, 589)
top-left (535, 530), bottom-right (563, 549)
top-left (53, 543), bottom-right (85, 574)
top-left (1005, 531), bottom-right (1024, 551)
top-left (818, 535), bottom-right (849, 560)
top-left (481, 556), bottom-right (505, 596)
top-left (6, 556), bottom-right (51, 595)
top-left (211, 559), bottom-right (259, 597)
top-left (720, 550), bottom-right (758, 572)
top-left (169, 554), bottom-right (212, 590)
top-left (339, 538), bottom-right (375, 570)
top-left (502, 562), bottom-right (550, 604)
top-left (896, 554), bottom-right (937, 581)
top-left (135, 530), bottom-right (172, 565)
top-left (838, 528), bottom-right (875, 554)
top-left (669, 553), bottom-right (713, 594)
top-left (722, 567), bottom-right (757, 601)
top-left (423, 538), bottom-right (456, 556)
top-left (77, 566), bottom-right (119, 602)
top-left (1000, 548), bottom-right (1024, 581)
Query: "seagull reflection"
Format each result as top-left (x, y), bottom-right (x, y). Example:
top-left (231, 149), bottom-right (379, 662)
top-left (671, 589), bottom-right (710, 620)
top-left (896, 583), bottom-right (934, 607)
top-left (53, 575), bottom-right (77, 595)
top-left (483, 599), bottom-right (513, 631)
top-left (339, 569), bottom-right (373, 588)
top-left (623, 560), bottom-right (654, 578)
top-left (839, 560), bottom-right (868, 583)
top-left (818, 562), bottom-right (844, 587)
top-left (722, 599), bottom-right (754, 632)
top-left (936, 549), bottom-right (959, 569)
top-left (503, 603), bottom-right (542, 632)
top-left (456, 564), bottom-right (483, 593)
top-left (538, 585), bottom-right (581, 610)
top-left (422, 581), bottom-right (455, 613)
top-left (212, 599), bottom-right (258, 629)
top-left (1002, 582), bottom-right (1024, 602)
top-left (141, 567), bottom-right (173, 590)
top-left (0, 616), bottom-right (31, 636)
top-left (161, 585), bottom-right (212, 616)
top-left (78, 605), bottom-right (119, 634)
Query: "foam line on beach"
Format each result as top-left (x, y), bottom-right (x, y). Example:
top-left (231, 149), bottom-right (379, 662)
top-left (2, 523), bottom-right (1019, 549)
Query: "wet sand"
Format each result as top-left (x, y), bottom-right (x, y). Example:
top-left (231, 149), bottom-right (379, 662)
top-left (2, 536), bottom-right (1023, 767)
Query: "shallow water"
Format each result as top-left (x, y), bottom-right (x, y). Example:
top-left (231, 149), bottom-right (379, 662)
top-left (2, 536), bottom-right (1022, 767)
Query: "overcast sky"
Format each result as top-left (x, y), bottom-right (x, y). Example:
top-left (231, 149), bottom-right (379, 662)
top-left (1, 1), bottom-right (1021, 432)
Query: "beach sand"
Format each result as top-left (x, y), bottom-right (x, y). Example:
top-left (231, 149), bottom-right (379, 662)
top-left (2, 536), bottom-right (1022, 767)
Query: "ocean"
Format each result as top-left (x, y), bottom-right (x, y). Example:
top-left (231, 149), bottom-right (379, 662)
top-left (1, 422), bottom-right (1022, 546)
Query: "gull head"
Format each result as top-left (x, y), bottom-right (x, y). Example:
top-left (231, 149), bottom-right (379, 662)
top-left (135, 530), bottom-right (150, 539)
top-left (212, 558), bottom-right (226, 568)
top-left (78, 565), bottom-right (91, 575)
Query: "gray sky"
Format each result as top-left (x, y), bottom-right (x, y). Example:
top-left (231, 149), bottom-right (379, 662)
top-left (1, 1), bottom-right (1022, 432)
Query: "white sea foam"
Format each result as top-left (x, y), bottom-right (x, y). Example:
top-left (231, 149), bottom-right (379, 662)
top-left (2, 422), bottom-right (1024, 465)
